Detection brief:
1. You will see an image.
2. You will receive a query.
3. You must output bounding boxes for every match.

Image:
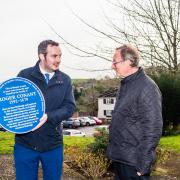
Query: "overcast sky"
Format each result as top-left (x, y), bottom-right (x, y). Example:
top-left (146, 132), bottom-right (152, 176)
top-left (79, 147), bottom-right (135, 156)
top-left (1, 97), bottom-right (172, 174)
top-left (0, 0), bottom-right (117, 82)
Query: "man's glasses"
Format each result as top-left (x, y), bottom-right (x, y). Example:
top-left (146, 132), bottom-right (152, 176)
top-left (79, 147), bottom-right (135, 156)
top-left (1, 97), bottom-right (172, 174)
top-left (112, 60), bottom-right (124, 66)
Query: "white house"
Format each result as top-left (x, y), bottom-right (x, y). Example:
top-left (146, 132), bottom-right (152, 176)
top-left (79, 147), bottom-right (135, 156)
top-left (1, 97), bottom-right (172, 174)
top-left (98, 88), bottom-right (118, 120)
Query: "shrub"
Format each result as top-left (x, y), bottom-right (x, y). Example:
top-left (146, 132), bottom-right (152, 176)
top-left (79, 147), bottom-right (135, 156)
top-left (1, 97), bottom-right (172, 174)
top-left (73, 151), bottom-right (109, 179)
top-left (163, 126), bottom-right (180, 136)
top-left (64, 129), bottom-right (111, 179)
top-left (88, 127), bottom-right (109, 154)
top-left (64, 146), bottom-right (109, 179)
top-left (152, 72), bottom-right (180, 133)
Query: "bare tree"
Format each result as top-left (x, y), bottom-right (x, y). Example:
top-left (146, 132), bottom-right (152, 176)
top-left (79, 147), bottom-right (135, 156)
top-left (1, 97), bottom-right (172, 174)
top-left (48, 0), bottom-right (180, 72)
top-left (107, 0), bottom-right (180, 72)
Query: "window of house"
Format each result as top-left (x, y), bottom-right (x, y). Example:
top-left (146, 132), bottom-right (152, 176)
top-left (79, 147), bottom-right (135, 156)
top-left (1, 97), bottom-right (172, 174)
top-left (103, 98), bottom-right (114, 104)
top-left (110, 99), bottom-right (114, 104)
top-left (106, 110), bottom-right (112, 116)
top-left (104, 110), bottom-right (112, 117)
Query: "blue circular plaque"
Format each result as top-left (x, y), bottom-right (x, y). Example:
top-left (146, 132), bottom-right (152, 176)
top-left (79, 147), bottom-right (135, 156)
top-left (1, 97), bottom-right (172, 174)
top-left (0, 77), bottom-right (45, 134)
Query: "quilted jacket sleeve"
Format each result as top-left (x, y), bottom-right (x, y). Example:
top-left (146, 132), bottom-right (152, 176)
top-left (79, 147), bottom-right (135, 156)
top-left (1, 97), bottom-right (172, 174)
top-left (137, 84), bottom-right (163, 174)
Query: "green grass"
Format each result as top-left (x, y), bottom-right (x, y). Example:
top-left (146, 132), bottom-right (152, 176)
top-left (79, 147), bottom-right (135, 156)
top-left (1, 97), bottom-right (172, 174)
top-left (160, 134), bottom-right (180, 153)
top-left (0, 132), bottom-right (94, 154)
top-left (0, 132), bottom-right (14, 154)
top-left (64, 136), bottom-right (94, 148)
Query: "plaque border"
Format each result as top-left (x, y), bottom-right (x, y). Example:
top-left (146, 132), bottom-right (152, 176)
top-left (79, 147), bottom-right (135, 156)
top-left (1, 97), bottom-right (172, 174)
top-left (0, 77), bottom-right (45, 134)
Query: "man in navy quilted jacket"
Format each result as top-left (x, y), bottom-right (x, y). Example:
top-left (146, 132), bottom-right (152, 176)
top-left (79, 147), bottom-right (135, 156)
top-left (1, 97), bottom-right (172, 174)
top-left (14, 40), bottom-right (76, 180)
top-left (107, 44), bottom-right (163, 180)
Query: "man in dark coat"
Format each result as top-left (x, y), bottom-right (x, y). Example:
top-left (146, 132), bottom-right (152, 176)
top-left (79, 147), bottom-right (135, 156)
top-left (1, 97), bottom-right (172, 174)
top-left (14, 40), bottom-right (76, 180)
top-left (107, 44), bottom-right (163, 180)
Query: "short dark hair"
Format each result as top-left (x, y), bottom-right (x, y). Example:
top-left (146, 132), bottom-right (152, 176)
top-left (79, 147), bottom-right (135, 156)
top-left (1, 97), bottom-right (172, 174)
top-left (38, 40), bottom-right (59, 55)
top-left (116, 44), bottom-right (140, 67)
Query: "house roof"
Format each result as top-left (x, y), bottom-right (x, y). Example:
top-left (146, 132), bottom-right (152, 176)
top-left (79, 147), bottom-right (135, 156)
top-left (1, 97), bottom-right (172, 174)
top-left (99, 87), bottom-right (118, 98)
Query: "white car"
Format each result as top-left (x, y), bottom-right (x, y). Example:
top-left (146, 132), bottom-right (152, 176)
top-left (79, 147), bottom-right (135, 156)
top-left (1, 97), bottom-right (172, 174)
top-left (79, 117), bottom-right (96, 126)
top-left (63, 129), bottom-right (86, 137)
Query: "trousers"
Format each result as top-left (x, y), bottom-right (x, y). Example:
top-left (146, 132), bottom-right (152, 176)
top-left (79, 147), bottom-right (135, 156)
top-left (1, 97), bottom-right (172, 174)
top-left (14, 143), bottom-right (63, 180)
top-left (112, 161), bottom-right (150, 180)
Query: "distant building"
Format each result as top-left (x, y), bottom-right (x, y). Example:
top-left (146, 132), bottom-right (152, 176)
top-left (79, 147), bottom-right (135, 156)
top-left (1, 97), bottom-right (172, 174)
top-left (98, 87), bottom-right (118, 120)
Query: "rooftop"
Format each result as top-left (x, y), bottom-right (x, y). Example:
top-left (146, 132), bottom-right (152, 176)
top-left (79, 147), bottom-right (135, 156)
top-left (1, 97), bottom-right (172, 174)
top-left (99, 87), bottom-right (118, 98)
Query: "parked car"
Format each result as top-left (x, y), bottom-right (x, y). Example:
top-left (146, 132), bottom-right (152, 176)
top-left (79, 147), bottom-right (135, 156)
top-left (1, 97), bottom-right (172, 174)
top-left (78, 118), bottom-right (86, 127)
top-left (79, 117), bottom-right (96, 126)
top-left (89, 116), bottom-right (103, 125)
top-left (63, 129), bottom-right (86, 137)
top-left (62, 118), bottom-right (80, 128)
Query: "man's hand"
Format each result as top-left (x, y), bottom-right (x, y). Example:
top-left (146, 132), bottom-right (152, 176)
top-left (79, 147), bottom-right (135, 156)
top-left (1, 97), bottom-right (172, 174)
top-left (31, 114), bottom-right (48, 131)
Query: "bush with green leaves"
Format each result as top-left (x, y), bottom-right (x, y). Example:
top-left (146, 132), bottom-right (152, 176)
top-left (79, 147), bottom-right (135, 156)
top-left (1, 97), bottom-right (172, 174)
top-left (88, 127), bottom-right (109, 154)
top-left (152, 72), bottom-right (180, 134)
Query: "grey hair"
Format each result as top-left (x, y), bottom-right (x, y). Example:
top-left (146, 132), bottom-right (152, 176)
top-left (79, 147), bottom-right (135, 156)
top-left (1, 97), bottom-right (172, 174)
top-left (116, 44), bottom-right (140, 67)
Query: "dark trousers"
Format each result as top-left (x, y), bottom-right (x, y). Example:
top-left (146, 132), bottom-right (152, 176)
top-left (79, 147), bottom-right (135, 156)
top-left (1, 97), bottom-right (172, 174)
top-left (14, 144), bottom-right (63, 180)
top-left (112, 161), bottom-right (150, 180)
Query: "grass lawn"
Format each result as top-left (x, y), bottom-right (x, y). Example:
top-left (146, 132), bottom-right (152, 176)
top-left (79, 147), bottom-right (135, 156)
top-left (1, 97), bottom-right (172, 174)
top-left (0, 132), bottom-right (94, 154)
top-left (160, 135), bottom-right (180, 153)
top-left (0, 131), bottom-right (179, 154)
top-left (64, 136), bottom-right (94, 148)
top-left (0, 132), bottom-right (14, 154)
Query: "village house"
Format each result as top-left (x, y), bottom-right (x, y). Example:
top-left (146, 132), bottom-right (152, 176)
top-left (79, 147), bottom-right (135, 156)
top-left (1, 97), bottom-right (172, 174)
top-left (98, 87), bottom-right (118, 121)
